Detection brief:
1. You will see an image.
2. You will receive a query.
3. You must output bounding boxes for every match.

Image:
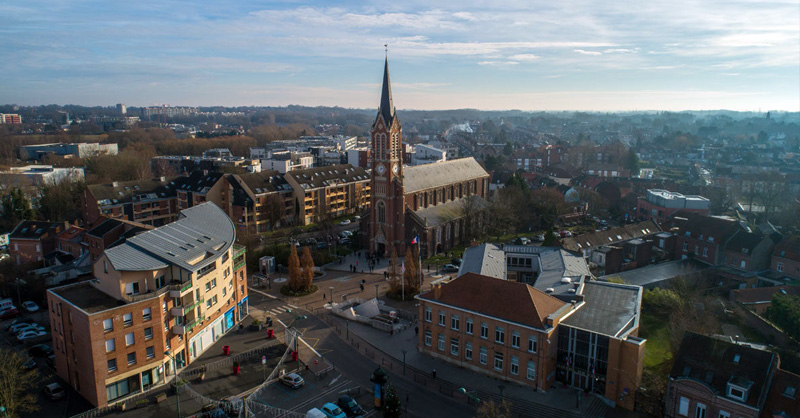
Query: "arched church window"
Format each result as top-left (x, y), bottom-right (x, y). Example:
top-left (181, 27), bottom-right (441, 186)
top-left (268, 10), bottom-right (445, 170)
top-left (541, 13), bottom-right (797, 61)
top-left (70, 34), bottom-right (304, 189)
top-left (377, 201), bottom-right (386, 224)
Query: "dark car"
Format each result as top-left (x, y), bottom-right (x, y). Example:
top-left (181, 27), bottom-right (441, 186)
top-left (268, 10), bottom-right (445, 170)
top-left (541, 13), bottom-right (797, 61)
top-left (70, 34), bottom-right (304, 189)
top-left (450, 258), bottom-right (462, 266)
top-left (0, 307), bottom-right (19, 319)
top-left (441, 264), bottom-right (458, 273)
top-left (336, 395), bottom-right (363, 417)
top-left (5, 317), bottom-right (32, 331)
top-left (29, 344), bottom-right (54, 357)
top-left (21, 357), bottom-right (36, 370)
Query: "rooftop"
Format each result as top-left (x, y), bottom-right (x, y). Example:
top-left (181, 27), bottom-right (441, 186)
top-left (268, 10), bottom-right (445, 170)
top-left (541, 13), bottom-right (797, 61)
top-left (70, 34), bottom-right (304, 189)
top-left (105, 202), bottom-right (235, 272)
top-left (285, 164), bottom-right (369, 190)
top-left (731, 285), bottom-right (800, 304)
top-left (412, 195), bottom-right (489, 227)
top-left (403, 157), bottom-right (489, 194)
top-left (599, 259), bottom-right (708, 288)
top-left (51, 282), bottom-right (122, 314)
top-left (561, 220), bottom-right (660, 252)
top-left (10, 221), bottom-right (61, 239)
top-left (562, 281), bottom-right (641, 338)
top-left (88, 177), bottom-right (177, 205)
top-left (419, 272), bottom-right (567, 330)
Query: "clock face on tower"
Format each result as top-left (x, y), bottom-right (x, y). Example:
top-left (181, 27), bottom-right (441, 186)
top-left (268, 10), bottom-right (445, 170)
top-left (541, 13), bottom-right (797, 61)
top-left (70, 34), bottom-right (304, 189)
top-left (392, 163), bottom-right (399, 174)
top-left (376, 164), bottom-right (386, 175)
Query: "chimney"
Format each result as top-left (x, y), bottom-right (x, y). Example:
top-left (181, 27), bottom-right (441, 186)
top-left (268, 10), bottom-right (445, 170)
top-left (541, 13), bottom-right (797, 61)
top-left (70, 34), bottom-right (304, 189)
top-left (433, 284), bottom-right (442, 300)
top-left (500, 243), bottom-right (504, 250)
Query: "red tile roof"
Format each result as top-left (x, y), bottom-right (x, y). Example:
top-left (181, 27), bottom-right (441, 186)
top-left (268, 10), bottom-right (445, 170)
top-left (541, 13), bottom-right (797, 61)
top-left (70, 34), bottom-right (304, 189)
top-left (418, 272), bottom-right (567, 329)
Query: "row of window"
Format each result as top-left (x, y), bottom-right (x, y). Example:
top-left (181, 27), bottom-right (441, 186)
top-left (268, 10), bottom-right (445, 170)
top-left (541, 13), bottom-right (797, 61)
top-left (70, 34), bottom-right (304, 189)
top-left (677, 396), bottom-right (732, 418)
top-left (107, 346), bottom-right (156, 372)
top-left (425, 331), bottom-right (536, 379)
top-left (425, 307), bottom-right (537, 352)
top-left (103, 308), bottom-right (152, 332)
top-left (105, 327), bottom-right (154, 352)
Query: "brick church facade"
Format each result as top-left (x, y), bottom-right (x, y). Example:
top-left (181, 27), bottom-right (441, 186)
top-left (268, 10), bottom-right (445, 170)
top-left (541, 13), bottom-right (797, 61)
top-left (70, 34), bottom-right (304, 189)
top-left (363, 59), bottom-right (491, 258)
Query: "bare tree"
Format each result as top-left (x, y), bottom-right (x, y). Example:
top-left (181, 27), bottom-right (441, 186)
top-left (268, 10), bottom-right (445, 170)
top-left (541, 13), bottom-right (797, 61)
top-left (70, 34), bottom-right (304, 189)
top-left (459, 194), bottom-right (483, 243)
top-left (475, 399), bottom-right (512, 418)
top-left (0, 349), bottom-right (40, 418)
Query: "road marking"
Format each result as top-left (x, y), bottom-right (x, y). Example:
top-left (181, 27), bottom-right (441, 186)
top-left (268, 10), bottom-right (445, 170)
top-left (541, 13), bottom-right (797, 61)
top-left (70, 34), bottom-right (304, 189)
top-left (250, 288), bottom-right (278, 299)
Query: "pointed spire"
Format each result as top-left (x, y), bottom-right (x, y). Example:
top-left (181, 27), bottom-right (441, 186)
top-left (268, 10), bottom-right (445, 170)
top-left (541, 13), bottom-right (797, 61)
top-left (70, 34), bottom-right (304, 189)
top-left (379, 57), bottom-right (395, 126)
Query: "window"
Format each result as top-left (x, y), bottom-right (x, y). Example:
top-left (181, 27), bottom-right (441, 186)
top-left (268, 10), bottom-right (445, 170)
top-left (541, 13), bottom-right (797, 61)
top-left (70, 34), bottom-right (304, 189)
top-left (205, 282), bottom-right (211, 291)
top-left (527, 361), bottom-right (536, 380)
top-left (678, 396), bottom-right (689, 416)
top-left (103, 318), bottom-right (113, 332)
top-left (510, 356), bottom-right (519, 375)
top-left (222, 287), bottom-right (227, 297)
top-left (717, 412), bottom-right (730, 418)
top-left (425, 307), bottom-right (432, 322)
top-left (479, 347), bottom-right (487, 365)
top-left (777, 262), bottom-right (784, 272)
top-left (424, 331), bottom-right (431, 346)
top-left (146, 346), bottom-right (155, 359)
top-left (495, 327), bottom-right (505, 344)
top-left (123, 313), bottom-right (133, 326)
top-left (163, 301), bottom-right (168, 313)
top-left (206, 300), bottom-right (212, 309)
top-left (451, 315), bottom-right (460, 331)
top-left (438, 311), bottom-right (445, 326)
top-left (465, 318), bottom-right (473, 335)
top-left (682, 242), bottom-right (688, 251)
top-left (695, 403), bottom-right (706, 418)
top-left (103, 260), bottom-right (108, 273)
top-left (127, 352), bottom-right (136, 365)
top-left (164, 319), bottom-right (169, 332)
top-left (494, 352), bottom-right (504, 371)
top-left (106, 338), bottom-right (115, 352)
top-left (144, 327), bottom-right (153, 340)
top-left (465, 342), bottom-right (473, 360)
top-left (740, 260), bottom-right (746, 269)
top-left (511, 331), bottom-right (520, 348)
top-left (377, 202), bottom-right (385, 224)
top-left (155, 275), bottom-right (166, 289)
top-left (450, 338), bottom-right (459, 355)
top-left (702, 247), bottom-right (708, 258)
top-left (480, 322), bottom-right (488, 339)
top-left (107, 358), bottom-right (117, 372)
top-left (142, 307), bottom-right (151, 321)
top-left (783, 385), bottom-right (797, 398)
top-left (438, 334), bottom-right (445, 351)
top-left (528, 336), bottom-right (538, 353)
top-left (210, 278), bottom-right (217, 288)
top-left (727, 385), bottom-right (746, 401)
top-left (124, 282), bottom-right (140, 296)
top-left (125, 332), bottom-right (134, 346)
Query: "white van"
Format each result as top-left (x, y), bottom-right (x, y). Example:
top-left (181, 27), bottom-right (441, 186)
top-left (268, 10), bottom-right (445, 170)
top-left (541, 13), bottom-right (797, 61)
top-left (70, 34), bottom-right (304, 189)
top-left (305, 408), bottom-right (327, 418)
top-left (0, 299), bottom-right (14, 310)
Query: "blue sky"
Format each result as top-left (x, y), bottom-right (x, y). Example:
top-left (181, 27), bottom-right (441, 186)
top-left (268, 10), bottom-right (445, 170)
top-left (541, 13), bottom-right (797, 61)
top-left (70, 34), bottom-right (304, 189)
top-left (1, 0), bottom-right (798, 111)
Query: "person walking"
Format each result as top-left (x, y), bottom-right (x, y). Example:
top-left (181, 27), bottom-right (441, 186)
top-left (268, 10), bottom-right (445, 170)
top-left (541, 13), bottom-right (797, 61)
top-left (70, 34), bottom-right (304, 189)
top-left (431, 369), bottom-right (437, 380)
top-left (414, 325), bottom-right (419, 335)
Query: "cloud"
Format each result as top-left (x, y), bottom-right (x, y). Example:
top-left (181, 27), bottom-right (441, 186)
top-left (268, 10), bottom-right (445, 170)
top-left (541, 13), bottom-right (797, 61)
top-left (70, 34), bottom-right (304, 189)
top-left (508, 54), bottom-right (540, 61)
top-left (574, 49), bottom-right (603, 56)
top-left (478, 61), bottom-right (519, 66)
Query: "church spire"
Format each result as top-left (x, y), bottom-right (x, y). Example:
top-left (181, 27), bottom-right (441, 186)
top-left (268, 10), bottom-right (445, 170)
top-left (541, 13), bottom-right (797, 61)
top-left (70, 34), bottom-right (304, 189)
top-left (379, 57), bottom-right (395, 126)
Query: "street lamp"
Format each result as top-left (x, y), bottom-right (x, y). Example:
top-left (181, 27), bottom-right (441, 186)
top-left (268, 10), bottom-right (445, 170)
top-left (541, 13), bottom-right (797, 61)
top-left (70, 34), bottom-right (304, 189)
top-left (285, 309), bottom-right (307, 352)
top-left (329, 286), bottom-right (334, 306)
top-left (401, 349), bottom-right (407, 375)
top-left (458, 387), bottom-right (481, 406)
top-left (164, 351), bottom-right (180, 418)
top-left (374, 284), bottom-right (379, 299)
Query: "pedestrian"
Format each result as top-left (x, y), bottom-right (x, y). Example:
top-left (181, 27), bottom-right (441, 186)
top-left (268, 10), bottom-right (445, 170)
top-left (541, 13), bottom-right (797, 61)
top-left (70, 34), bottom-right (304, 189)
top-left (360, 284), bottom-right (364, 292)
top-left (414, 325), bottom-right (419, 335)
top-left (323, 293), bottom-right (326, 300)
top-left (432, 369), bottom-right (437, 380)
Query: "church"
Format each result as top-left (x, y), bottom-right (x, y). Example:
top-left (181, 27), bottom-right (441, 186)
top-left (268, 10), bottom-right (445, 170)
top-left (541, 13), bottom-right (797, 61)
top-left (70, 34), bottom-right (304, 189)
top-left (362, 59), bottom-right (491, 258)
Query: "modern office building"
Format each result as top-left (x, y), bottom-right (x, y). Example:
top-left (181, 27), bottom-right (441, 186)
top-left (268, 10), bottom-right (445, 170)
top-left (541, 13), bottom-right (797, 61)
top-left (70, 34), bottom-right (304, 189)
top-left (19, 143), bottom-right (118, 161)
top-left (636, 189), bottom-right (710, 222)
top-left (46, 203), bottom-right (248, 407)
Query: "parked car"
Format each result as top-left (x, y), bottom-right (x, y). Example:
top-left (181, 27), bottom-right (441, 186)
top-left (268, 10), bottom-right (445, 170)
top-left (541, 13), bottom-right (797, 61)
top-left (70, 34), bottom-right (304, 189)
top-left (442, 264), bottom-right (459, 273)
top-left (316, 242), bottom-right (328, 250)
top-left (43, 382), bottom-right (65, 401)
top-left (339, 219), bottom-right (351, 225)
top-left (336, 395), bottom-right (363, 417)
top-left (0, 307), bottom-right (19, 319)
top-left (46, 354), bottom-right (55, 369)
top-left (18, 329), bottom-right (47, 341)
top-left (305, 409), bottom-right (327, 418)
top-left (534, 234), bottom-right (545, 242)
top-left (5, 317), bottom-right (32, 331)
top-left (29, 344), bottom-right (54, 357)
top-left (340, 230), bottom-right (353, 237)
top-left (339, 238), bottom-right (351, 245)
top-left (450, 258), bottom-right (462, 267)
top-left (0, 253), bottom-right (10, 262)
top-left (351, 215), bottom-right (361, 221)
top-left (21, 357), bottom-right (36, 370)
top-left (11, 323), bottom-right (42, 335)
top-left (21, 301), bottom-right (39, 312)
top-left (599, 219), bottom-right (608, 226)
top-left (320, 403), bottom-right (347, 418)
top-left (280, 372), bottom-right (305, 389)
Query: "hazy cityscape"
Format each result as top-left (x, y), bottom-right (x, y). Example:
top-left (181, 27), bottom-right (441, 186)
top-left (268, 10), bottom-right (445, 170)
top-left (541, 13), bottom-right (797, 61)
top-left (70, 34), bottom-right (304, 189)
top-left (0, 1), bottom-right (798, 418)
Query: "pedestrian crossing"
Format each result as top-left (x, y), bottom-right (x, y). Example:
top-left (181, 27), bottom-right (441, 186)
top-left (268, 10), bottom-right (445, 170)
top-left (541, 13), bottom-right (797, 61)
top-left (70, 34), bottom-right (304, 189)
top-left (263, 304), bottom-right (298, 317)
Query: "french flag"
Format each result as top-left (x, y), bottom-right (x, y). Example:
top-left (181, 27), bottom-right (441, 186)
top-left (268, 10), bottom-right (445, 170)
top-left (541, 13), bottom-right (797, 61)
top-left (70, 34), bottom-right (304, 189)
top-left (410, 235), bottom-right (419, 245)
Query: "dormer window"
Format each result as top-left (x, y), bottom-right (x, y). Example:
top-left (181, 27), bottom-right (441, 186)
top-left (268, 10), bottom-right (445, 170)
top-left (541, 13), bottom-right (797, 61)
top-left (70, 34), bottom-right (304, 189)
top-left (685, 231), bottom-right (691, 237)
top-left (784, 385), bottom-right (797, 399)
top-left (726, 377), bottom-right (753, 402)
top-left (733, 354), bottom-right (740, 363)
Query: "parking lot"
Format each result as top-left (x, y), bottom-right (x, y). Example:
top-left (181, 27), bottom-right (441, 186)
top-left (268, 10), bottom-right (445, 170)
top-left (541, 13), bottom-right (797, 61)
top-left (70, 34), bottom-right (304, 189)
top-left (248, 369), bottom-right (373, 416)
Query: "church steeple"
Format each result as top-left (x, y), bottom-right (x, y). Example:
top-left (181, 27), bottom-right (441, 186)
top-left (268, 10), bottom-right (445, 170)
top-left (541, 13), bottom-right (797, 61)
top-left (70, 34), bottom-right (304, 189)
top-left (379, 57), bottom-right (395, 126)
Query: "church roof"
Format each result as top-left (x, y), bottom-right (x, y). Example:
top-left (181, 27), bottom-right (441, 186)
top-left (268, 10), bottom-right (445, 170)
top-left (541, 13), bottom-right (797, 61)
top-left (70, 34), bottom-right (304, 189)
top-left (412, 195), bottom-right (489, 227)
top-left (403, 157), bottom-right (488, 194)
top-left (378, 58), bottom-right (395, 126)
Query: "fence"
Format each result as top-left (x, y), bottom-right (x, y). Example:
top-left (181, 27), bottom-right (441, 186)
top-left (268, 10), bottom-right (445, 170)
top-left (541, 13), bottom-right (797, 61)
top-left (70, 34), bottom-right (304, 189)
top-left (320, 312), bottom-right (595, 418)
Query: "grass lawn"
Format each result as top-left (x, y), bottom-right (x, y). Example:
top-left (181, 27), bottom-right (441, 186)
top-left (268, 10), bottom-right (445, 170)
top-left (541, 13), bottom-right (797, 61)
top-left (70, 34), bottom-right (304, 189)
top-left (640, 312), bottom-right (673, 373)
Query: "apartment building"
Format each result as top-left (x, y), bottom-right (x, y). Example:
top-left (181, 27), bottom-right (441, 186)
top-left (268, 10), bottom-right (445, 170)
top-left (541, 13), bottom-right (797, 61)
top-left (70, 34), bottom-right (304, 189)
top-left (227, 171), bottom-right (295, 232)
top-left (46, 203), bottom-right (248, 407)
top-left (285, 164), bottom-right (370, 225)
top-left (636, 189), bottom-right (710, 223)
top-left (9, 220), bottom-right (65, 265)
top-left (417, 273), bottom-right (645, 410)
top-left (771, 235), bottom-right (800, 280)
top-left (82, 177), bottom-right (180, 226)
top-left (19, 142), bottom-right (118, 161)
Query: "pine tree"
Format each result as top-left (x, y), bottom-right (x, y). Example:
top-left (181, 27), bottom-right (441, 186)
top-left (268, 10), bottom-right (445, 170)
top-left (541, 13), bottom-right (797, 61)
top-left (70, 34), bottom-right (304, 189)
top-left (382, 384), bottom-right (401, 418)
top-left (287, 245), bottom-right (302, 292)
top-left (300, 246), bottom-right (315, 291)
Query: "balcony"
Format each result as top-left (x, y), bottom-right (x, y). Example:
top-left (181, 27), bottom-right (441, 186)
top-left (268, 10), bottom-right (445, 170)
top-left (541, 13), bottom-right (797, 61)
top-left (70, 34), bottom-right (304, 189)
top-left (233, 244), bottom-right (246, 271)
top-left (185, 315), bottom-right (206, 333)
top-left (123, 281), bottom-right (186, 303)
top-left (172, 324), bottom-right (186, 335)
top-left (168, 281), bottom-right (193, 298)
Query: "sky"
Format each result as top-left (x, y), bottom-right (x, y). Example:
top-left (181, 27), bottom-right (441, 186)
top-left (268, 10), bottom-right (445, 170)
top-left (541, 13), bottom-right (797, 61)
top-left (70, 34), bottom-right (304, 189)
top-left (1, 0), bottom-right (799, 111)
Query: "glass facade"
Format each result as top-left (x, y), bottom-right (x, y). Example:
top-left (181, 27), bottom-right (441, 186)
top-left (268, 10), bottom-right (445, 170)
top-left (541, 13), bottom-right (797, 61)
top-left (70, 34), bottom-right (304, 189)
top-left (556, 325), bottom-right (609, 395)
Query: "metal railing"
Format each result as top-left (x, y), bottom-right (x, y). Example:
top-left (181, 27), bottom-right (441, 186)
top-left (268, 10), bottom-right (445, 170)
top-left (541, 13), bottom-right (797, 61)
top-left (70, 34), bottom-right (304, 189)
top-left (121, 282), bottom-right (185, 303)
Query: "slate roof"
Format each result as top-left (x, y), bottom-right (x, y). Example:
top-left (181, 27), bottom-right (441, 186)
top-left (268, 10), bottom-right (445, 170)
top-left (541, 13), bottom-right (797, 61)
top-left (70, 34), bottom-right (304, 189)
top-left (403, 158), bottom-right (489, 194)
top-left (419, 272), bottom-right (567, 330)
top-left (172, 171), bottom-right (225, 194)
top-left (761, 368), bottom-right (800, 418)
top-left (104, 202), bottom-right (234, 272)
top-left (286, 164), bottom-right (369, 190)
top-left (378, 58), bottom-right (396, 127)
top-left (237, 170), bottom-right (289, 195)
top-left (10, 221), bottom-right (61, 239)
top-left (562, 281), bottom-right (641, 337)
top-left (725, 230), bottom-right (766, 253)
top-left (562, 220), bottom-right (661, 252)
top-left (599, 259), bottom-right (708, 288)
top-left (670, 332), bottom-right (776, 409)
top-left (459, 244), bottom-right (590, 298)
top-left (666, 211), bottom-right (743, 243)
top-left (88, 177), bottom-right (177, 204)
top-left (412, 195), bottom-right (489, 227)
top-left (87, 218), bottom-right (125, 238)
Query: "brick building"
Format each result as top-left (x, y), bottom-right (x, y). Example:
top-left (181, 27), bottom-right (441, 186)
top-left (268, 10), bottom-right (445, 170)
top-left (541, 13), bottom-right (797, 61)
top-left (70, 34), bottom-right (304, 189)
top-left (418, 273), bottom-right (645, 410)
top-left (636, 189), bottom-right (710, 223)
top-left (772, 235), bottom-right (800, 280)
top-left (284, 164), bottom-right (370, 226)
top-left (9, 220), bottom-right (64, 265)
top-left (82, 177), bottom-right (180, 226)
top-left (46, 203), bottom-right (248, 407)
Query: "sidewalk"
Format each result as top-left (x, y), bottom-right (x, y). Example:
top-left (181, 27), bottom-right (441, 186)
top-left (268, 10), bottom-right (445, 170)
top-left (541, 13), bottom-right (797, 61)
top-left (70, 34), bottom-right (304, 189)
top-left (328, 314), bottom-right (611, 417)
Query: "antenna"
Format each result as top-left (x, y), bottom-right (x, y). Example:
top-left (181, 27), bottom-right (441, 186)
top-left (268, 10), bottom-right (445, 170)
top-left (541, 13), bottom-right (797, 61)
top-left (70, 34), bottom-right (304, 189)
top-left (384, 43), bottom-right (388, 58)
